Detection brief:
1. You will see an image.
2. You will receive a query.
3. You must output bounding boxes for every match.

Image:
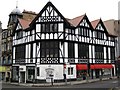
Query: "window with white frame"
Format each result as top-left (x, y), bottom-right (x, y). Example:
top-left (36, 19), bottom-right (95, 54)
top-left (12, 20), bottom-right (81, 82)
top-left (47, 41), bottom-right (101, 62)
top-left (68, 67), bottom-right (73, 75)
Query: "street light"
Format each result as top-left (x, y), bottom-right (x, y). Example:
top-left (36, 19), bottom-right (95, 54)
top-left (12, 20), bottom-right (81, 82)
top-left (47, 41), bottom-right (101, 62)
top-left (87, 61), bottom-right (90, 83)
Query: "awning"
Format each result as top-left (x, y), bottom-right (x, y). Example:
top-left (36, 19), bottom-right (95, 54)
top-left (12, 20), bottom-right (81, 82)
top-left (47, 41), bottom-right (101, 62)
top-left (76, 64), bottom-right (113, 70)
top-left (76, 64), bottom-right (87, 70)
top-left (91, 64), bottom-right (113, 69)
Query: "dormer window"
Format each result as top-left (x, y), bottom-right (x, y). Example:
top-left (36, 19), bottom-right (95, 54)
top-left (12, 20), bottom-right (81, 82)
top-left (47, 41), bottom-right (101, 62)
top-left (110, 37), bottom-right (115, 42)
top-left (16, 30), bottom-right (23, 39)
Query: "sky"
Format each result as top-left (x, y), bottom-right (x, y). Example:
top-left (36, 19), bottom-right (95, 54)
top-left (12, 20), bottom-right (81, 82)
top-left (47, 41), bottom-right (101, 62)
top-left (0, 0), bottom-right (119, 29)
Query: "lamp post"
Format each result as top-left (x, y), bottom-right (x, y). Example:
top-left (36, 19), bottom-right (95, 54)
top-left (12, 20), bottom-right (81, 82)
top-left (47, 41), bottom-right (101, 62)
top-left (87, 61), bottom-right (90, 83)
top-left (63, 63), bottom-right (67, 85)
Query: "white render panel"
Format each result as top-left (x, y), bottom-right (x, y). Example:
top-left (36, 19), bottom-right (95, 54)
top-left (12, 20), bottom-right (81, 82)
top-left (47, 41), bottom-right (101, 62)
top-left (108, 47), bottom-right (111, 60)
top-left (59, 58), bottom-right (63, 63)
top-left (37, 58), bottom-right (40, 64)
top-left (41, 34), bottom-right (44, 39)
top-left (82, 37), bottom-right (84, 42)
top-left (65, 64), bottom-right (76, 79)
top-left (75, 28), bottom-right (78, 35)
top-left (104, 34), bottom-right (107, 39)
top-left (41, 11), bottom-right (45, 17)
top-left (64, 42), bottom-right (68, 62)
top-left (46, 34), bottom-right (49, 39)
top-left (104, 47), bottom-right (107, 63)
top-left (89, 45), bottom-right (92, 58)
top-left (36, 34), bottom-right (40, 40)
top-left (54, 34), bottom-right (57, 39)
top-left (92, 45), bottom-right (95, 63)
top-left (23, 31), bottom-right (25, 37)
top-left (75, 43), bottom-right (78, 59)
top-left (36, 65), bottom-right (64, 80)
top-left (19, 66), bottom-right (26, 72)
top-left (37, 43), bottom-right (40, 58)
top-left (50, 34), bottom-right (53, 39)
top-left (13, 47), bottom-right (15, 59)
top-left (89, 45), bottom-right (92, 63)
top-left (59, 43), bottom-right (63, 58)
top-left (58, 23), bottom-right (63, 32)
top-left (28, 44), bottom-right (31, 59)
top-left (89, 30), bottom-right (92, 37)
top-left (33, 43), bottom-right (36, 58)
top-left (36, 24), bottom-right (41, 32)
top-left (93, 32), bottom-right (95, 38)
top-left (33, 58), bottom-right (36, 63)
top-left (25, 45), bottom-right (29, 59)
top-left (13, 60), bottom-right (15, 63)
top-left (58, 33), bottom-right (63, 39)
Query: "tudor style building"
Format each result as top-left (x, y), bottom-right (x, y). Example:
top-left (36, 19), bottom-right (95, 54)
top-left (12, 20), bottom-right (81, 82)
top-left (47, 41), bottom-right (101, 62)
top-left (12, 2), bottom-right (117, 83)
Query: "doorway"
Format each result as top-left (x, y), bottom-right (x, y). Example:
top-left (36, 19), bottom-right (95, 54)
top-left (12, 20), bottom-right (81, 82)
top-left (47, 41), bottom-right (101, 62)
top-left (20, 72), bottom-right (25, 83)
top-left (95, 69), bottom-right (100, 78)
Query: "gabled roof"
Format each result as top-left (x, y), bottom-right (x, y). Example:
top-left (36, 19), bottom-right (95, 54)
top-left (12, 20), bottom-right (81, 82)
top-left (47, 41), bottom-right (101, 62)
top-left (104, 19), bottom-right (118, 36)
top-left (30, 1), bottom-right (70, 26)
top-left (91, 19), bottom-right (117, 37)
top-left (18, 18), bottom-right (31, 29)
top-left (67, 14), bottom-right (85, 27)
top-left (91, 19), bottom-right (100, 29)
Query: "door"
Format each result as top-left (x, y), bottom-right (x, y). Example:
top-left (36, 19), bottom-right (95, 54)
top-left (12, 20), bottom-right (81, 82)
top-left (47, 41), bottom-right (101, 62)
top-left (20, 72), bottom-right (25, 83)
top-left (95, 69), bottom-right (100, 78)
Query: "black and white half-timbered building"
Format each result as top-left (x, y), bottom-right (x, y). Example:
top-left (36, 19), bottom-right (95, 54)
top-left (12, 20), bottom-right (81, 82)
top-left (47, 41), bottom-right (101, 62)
top-left (12, 2), bottom-right (117, 83)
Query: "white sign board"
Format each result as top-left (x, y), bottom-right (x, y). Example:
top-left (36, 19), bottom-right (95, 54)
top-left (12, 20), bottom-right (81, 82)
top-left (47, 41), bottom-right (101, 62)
top-left (45, 68), bottom-right (54, 83)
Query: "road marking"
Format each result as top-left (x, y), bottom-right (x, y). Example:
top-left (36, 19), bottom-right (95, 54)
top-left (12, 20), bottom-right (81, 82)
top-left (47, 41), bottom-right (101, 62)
top-left (112, 81), bottom-right (118, 83)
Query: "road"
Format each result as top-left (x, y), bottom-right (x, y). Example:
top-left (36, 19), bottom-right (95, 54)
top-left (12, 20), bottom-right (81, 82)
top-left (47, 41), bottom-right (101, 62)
top-left (55, 79), bottom-right (119, 88)
top-left (1, 79), bottom-right (120, 90)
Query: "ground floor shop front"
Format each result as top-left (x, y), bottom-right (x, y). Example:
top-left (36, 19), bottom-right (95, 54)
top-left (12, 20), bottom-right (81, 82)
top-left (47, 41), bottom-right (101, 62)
top-left (0, 66), bottom-right (11, 82)
top-left (11, 64), bottom-right (116, 83)
top-left (76, 64), bottom-right (115, 80)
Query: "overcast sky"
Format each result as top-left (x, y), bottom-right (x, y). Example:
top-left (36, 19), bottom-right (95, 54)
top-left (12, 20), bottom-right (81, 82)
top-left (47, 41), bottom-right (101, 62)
top-left (0, 0), bottom-right (119, 29)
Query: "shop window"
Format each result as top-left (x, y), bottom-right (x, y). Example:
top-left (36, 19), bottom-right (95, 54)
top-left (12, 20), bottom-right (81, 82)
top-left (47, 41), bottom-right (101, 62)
top-left (37, 67), bottom-right (40, 76)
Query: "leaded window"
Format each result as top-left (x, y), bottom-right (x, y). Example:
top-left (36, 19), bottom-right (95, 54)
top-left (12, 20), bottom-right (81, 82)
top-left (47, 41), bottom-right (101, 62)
top-left (40, 41), bottom-right (59, 57)
top-left (106, 47), bottom-right (109, 63)
top-left (78, 27), bottom-right (89, 37)
top-left (68, 42), bottom-right (75, 58)
top-left (110, 47), bottom-right (115, 60)
top-left (16, 30), bottom-right (23, 39)
top-left (78, 44), bottom-right (89, 59)
top-left (95, 46), bottom-right (104, 59)
top-left (41, 23), bottom-right (58, 33)
top-left (15, 45), bottom-right (25, 62)
top-left (95, 31), bottom-right (104, 39)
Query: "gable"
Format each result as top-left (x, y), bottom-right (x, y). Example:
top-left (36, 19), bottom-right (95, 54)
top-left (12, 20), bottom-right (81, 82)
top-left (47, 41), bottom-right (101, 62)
top-left (96, 23), bottom-right (104, 31)
top-left (79, 19), bottom-right (90, 27)
top-left (30, 2), bottom-right (70, 26)
top-left (79, 15), bottom-right (93, 29)
top-left (16, 23), bottom-right (22, 30)
top-left (38, 5), bottom-right (63, 22)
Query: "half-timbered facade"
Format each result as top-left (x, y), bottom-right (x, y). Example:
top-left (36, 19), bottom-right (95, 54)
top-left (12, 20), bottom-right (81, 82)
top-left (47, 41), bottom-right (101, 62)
top-left (12, 2), bottom-right (117, 83)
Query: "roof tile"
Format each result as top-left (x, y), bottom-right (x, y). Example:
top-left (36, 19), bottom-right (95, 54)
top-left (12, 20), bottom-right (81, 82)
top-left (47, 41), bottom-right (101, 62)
top-left (67, 14), bottom-right (85, 27)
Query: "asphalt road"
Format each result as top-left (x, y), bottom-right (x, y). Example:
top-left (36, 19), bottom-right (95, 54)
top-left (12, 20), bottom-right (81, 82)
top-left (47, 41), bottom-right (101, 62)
top-left (55, 79), bottom-right (119, 88)
top-left (1, 79), bottom-right (120, 90)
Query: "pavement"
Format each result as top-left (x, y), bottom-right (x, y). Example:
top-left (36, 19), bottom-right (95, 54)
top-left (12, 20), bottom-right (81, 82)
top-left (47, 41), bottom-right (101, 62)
top-left (2, 76), bottom-right (119, 88)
